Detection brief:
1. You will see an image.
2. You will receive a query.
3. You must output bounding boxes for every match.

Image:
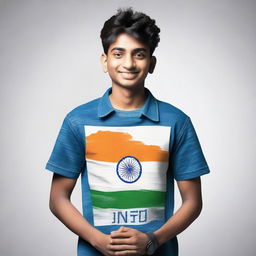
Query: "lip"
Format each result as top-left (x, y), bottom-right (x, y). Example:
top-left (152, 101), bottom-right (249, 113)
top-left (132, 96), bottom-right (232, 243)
top-left (119, 71), bottom-right (139, 80)
top-left (118, 71), bottom-right (139, 74)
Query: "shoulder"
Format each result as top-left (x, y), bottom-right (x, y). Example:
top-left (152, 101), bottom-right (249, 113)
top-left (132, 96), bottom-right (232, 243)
top-left (156, 98), bottom-right (190, 126)
top-left (65, 97), bottom-right (101, 126)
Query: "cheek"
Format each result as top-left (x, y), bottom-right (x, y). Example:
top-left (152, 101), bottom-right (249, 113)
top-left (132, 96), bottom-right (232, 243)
top-left (107, 59), bottom-right (119, 70)
top-left (140, 60), bottom-right (150, 69)
top-left (140, 63), bottom-right (150, 74)
top-left (106, 63), bottom-right (118, 78)
top-left (107, 66), bottom-right (116, 77)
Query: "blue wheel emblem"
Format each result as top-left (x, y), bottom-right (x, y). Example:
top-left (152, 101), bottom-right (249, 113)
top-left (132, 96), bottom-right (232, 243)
top-left (116, 156), bottom-right (142, 183)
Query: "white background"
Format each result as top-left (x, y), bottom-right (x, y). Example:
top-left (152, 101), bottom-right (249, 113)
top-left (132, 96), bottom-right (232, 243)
top-left (1, 0), bottom-right (255, 255)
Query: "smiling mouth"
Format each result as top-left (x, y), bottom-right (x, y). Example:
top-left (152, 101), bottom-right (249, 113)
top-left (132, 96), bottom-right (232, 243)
top-left (118, 71), bottom-right (139, 80)
top-left (118, 71), bottom-right (139, 74)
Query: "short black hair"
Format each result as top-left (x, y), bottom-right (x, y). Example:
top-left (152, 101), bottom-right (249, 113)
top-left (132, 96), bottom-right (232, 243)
top-left (100, 7), bottom-right (160, 56)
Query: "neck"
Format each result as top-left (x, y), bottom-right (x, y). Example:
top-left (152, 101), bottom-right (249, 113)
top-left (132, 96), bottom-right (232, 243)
top-left (109, 84), bottom-right (146, 111)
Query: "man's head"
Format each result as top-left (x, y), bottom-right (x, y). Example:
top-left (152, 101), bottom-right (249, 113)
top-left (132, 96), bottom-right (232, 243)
top-left (100, 8), bottom-right (160, 90)
top-left (100, 7), bottom-right (160, 56)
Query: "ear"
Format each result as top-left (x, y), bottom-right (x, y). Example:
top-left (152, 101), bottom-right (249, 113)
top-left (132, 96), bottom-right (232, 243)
top-left (149, 56), bottom-right (156, 74)
top-left (101, 53), bottom-right (108, 73)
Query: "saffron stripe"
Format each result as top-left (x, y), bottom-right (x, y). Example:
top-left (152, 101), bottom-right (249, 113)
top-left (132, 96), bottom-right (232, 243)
top-left (91, 190), bottom-right (165, 209)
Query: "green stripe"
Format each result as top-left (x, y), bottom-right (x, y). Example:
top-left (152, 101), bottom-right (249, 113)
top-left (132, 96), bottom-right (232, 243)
top-left (91, 190), bottom-right (165, 209)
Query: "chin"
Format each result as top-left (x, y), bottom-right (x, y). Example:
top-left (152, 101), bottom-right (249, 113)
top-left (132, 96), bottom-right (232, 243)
top-left (114, 79), bottom-right (145, 89)
top-left (116, 83), bottom-right (144, 90)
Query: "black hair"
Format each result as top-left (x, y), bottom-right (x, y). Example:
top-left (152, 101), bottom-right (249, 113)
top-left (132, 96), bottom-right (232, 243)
top-left (100, 7), bottom-right (160, 56)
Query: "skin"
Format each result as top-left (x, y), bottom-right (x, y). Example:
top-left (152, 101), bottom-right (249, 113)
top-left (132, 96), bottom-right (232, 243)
top-left (49, 33), bottom-right (203, 256)
top-left (101, 33), bottom-right (156, 111)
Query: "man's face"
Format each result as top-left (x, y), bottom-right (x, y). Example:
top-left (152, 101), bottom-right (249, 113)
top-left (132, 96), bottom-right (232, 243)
top-left (101, 33), bottom-right (156, 89)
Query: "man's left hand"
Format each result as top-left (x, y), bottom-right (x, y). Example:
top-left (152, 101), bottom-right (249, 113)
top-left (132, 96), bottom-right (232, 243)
top-left (109, 226), bottom-right (149, 256)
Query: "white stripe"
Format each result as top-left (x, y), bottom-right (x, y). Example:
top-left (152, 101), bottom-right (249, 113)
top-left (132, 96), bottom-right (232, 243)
top-left (93, 207), bottom-right (165, 226)
top-left (87, 159), bottom-right (168, 192)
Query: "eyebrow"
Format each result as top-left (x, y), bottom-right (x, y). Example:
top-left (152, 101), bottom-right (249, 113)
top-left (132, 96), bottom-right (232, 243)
top-left (110, 47), bottom-right (147, 53)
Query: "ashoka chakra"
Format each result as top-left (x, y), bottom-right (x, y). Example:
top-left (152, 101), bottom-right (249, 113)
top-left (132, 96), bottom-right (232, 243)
top-left (116, 156), bottom-right (142, 183)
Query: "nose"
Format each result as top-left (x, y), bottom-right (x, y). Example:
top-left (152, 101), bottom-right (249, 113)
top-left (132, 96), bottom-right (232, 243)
top-left (122, 55), bottom-right (136, 70)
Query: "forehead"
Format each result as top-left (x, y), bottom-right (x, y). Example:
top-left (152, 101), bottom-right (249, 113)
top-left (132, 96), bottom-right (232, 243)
top-left (108, 33), bottom-right (149, 52)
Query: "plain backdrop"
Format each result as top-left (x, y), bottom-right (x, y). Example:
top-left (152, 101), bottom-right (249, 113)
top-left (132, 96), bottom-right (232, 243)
top-left (1, 0), bottom-right (255, 255)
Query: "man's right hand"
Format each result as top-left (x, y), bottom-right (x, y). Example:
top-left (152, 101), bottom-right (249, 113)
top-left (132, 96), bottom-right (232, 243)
top-left (91, 233), bottom-right (115, 256)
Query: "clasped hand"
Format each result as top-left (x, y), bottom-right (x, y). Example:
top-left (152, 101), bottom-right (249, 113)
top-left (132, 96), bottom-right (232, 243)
top-left (96, 226), bottom-right (149, 256)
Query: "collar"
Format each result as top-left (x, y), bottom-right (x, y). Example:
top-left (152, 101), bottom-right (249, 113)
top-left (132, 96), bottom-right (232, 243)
top-left (98, 87), bottom-right (159, 122)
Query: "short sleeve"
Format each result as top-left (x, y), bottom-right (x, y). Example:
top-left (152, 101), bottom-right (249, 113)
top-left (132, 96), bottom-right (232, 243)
top-left (45, 115), bottom-right (85, 178)
top-left (171, 117), bottom-right (210, 180)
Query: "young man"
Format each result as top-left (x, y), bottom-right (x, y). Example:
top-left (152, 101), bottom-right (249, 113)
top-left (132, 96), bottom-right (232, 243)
top-left (46, 8), bottom-right (210, 256)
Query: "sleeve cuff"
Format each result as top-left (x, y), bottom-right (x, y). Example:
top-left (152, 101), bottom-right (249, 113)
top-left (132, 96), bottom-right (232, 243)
top-left (45, 162), bottom-right (80, 179)
top-left (174, 166), bottom-right (210, 181)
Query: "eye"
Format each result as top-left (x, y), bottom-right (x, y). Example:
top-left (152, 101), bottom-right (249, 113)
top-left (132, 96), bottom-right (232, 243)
top-left (113, 52), bottom-right (123, 58)
top-left (135, 52), bottom-right (146, 59)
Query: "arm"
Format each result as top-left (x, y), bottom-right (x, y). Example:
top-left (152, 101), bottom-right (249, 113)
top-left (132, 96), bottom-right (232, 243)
top-left (154, 176), bottom-right (203, 245)
top-left (110, 177), bottom-right (203, 255)
top-left (49, 173), bottom-right (115, 256)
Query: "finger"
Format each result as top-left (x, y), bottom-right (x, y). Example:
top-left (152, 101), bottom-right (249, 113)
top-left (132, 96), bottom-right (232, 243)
top-left (110, 238), bottom-right (133, 245)
top-left (119, 226), bottom-right (129, 232)
top-left (114, 250), bottom-right (139, 256)
top-left (117, 226), bottom-right (125, 232)
top-left (113, 226), bottom-right (130, 234)
top-left (108, 244), bottom-right (137, 251)
top-left (111, 231), bottom-right (132, 238)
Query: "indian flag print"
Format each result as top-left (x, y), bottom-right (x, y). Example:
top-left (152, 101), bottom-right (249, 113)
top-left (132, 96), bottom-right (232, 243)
top-left (85, 125), bottom-right (171, 227)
